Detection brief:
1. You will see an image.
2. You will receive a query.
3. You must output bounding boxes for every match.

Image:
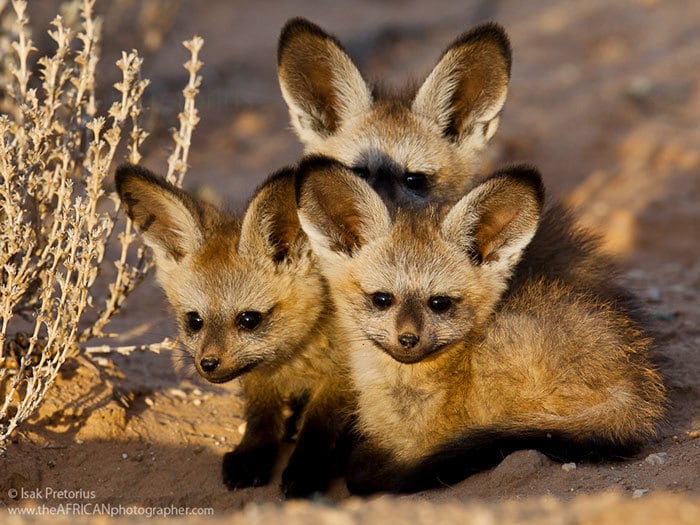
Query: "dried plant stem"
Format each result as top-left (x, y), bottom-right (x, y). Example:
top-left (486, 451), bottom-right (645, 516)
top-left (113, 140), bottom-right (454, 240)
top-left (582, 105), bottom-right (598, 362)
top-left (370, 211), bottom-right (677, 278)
top-left (166, 36), bottom-right (203, 185)
top-left (0, 1), bottom-right (203, 454)
top-left (84, 337), bottom-right (179, 356)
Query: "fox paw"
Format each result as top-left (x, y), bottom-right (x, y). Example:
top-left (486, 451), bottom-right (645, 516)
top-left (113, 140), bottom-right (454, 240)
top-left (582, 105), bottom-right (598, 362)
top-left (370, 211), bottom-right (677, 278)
top-left (222, 445), bottom-right (277, 490)
top-left (280, 457), bottom-right (331, 499)
top-left (346, 442), bottom-right (402, 495)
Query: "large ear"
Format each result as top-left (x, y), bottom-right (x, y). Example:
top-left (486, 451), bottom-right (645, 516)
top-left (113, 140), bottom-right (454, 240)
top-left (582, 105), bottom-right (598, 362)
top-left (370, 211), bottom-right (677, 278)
top-left (239, 167), bottom-right (303, 265)
top-left (115, 163), bottom-right (204, 264)
top-left (441, 166), bottom-right (544, 275)
top-left (277, 18), bottom-right (372, 145)
top-left (296, 156), bottom-right (390, 260)
top-left (412, 23), bottom-right (511, 152)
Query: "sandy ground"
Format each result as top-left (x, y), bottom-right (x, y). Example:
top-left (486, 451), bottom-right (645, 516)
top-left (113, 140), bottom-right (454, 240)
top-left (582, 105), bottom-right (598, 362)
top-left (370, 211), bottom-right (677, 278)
top-left (1, 0), bottom-right (699, 522)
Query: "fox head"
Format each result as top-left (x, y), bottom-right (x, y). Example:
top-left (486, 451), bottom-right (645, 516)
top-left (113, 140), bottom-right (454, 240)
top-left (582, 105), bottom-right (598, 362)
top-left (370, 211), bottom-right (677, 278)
top-left (278, 19), bottom-right (511, 206)
top-left (296, 157), bottom-right (543, 364)
top-left (116, 164), bottom-right (325, 383)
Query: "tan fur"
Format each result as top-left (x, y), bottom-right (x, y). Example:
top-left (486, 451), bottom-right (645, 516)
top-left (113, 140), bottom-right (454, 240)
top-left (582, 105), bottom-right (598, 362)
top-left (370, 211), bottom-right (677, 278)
top-left (279, 19), bottom-right (634, 313)
top-left (297, 161), bottom-right (665, 466)
top-left (116, 164), bottom-right (351, 495)
top-left (278, 20), bottom-right (511, 204)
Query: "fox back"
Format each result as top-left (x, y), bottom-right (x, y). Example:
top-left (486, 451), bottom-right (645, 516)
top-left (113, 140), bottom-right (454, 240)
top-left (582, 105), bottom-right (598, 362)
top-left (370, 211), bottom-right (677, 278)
top-left (278, 19), bottom-right (511, 205)
top-left (296, 158), bottom-right (665, 492)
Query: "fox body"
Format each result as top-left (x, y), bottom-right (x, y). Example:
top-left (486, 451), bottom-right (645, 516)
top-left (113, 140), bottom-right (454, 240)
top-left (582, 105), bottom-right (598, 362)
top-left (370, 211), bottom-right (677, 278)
top-left (116, 164), bottom-right (350, 497)
top-left (278, 19), bottom-right (635, 309)
top-left (296, 158), bottom-right (666, 494)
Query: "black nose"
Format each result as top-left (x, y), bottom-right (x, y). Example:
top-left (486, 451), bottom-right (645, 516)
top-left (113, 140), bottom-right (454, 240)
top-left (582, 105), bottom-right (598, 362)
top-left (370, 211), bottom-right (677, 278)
top-left (398, 333), bottom-right (419, 349)
top-left (200, 357), bottom-right (220, 373)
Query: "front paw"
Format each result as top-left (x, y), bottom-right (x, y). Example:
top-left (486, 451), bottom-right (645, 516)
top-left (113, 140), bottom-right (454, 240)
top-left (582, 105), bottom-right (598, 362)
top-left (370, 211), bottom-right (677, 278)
top-left (346, 442), bottom-right (402, 495)
top-left (222, 444), bottom-right (277, 490)
top-left (281, 450), bottom-right (332, 498)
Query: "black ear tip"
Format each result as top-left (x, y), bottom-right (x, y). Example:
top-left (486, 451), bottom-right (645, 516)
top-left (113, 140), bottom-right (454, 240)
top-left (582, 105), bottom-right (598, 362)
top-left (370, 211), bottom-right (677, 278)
top-left (298, 154), bottom-right (345, 175)
top-left (493, 164), bottom-right (545, 206)
top-left (280, 17), bottom-right (319, 36)
top-left (250, 165), bottom-right (296, 206)
top-left (258, 165), bottom-right (296, 189)
top-left (114, 163), bottom-right (170, 197)
top-left (450, 22), bottom-right (512, 73)
top-left (473, 22), bottom-right (511, 47)
top-left (295, 155), bottom-right (347, 204)
top-left (115, 162), bottom-right (137, 179)
top-left (115, 163), bottom-right (141, 194)
top-left (278, 18), bottom-right (338, 63)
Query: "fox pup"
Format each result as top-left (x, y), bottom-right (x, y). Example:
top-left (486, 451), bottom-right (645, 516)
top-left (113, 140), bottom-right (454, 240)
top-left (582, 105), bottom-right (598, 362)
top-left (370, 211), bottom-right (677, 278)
top-left (116, 164), bottom-right (350, 498)
top-left (296, 157), bottom-right (666, 494)
top-left (278, 19), bottom-right (636, 310)
top-left (278, 18), bottom-right (510, 206)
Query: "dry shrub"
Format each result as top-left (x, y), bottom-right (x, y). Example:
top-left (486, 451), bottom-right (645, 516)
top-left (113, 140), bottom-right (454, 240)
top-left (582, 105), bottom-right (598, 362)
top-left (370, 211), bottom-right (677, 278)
top-left (0, 0), bottom-right (203, 454)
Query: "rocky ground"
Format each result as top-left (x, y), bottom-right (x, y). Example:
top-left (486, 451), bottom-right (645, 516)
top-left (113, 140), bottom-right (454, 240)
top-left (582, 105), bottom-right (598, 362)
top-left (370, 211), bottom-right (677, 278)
top-left (1, 0), bottom-right (698, 523)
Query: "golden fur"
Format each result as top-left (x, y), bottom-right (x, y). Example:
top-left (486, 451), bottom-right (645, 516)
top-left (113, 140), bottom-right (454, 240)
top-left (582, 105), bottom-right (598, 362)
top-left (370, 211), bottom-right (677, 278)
top-left (277, 19), bottom-right (635, 312)
top-left (278, 19), bottom-right (511, 205)
top-left (116, 164), bottom-right (350, 497)
top-left (297, 159), bottom-right (665, 490)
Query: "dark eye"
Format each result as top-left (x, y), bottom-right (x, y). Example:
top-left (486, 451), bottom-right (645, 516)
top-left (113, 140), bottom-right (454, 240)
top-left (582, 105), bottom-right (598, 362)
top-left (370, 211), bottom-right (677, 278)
top-left (428, 296), bottom-right (453, 313)
top-left (186, 311), bottom-right (203, 332)
top-left (371, 292), bottom-right (393, 310)
top-left (237, 311), bottom-right (262, 330)
top-left (403, 172), bottom-right (428, 192)
top-left (352, 166), bottom-right (370, 179)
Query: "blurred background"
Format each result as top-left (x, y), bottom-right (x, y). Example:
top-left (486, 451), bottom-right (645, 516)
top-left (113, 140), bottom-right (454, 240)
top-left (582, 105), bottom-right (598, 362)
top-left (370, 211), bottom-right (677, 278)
top-left (22, 0), bottom-right (696, 258)
top-left (2, 0), bottom-right (698, 513)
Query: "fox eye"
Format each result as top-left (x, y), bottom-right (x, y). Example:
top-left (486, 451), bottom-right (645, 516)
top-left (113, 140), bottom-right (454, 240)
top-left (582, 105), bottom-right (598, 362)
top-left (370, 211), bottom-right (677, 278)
top-left (352, 166), bottom-right (370, 179)
top-left (186, 311), bottom-right (203, 331)
top-left (237, 311), bottom-right (262, 330)
top-left (428, 296), bottom-right (453, 313)
top-left (403, 172), bottom-right (428, 192)
top-left (371, 292), bottom-right (393, 310)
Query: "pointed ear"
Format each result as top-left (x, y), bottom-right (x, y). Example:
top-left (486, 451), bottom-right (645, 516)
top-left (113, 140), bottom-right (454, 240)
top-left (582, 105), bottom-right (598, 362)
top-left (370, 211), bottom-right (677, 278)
top-left (441, 166), bottom-right (544, 275)
top-left (239, 167), bottom-right (303, 265)
top-left (412, 23), bottom-right (511, 152)
top-left (277, 18), bottom-right (372, 145)
top-left (115, 164), bottom-right (204, 264)
top-left (296, 156), bottom-right (390, 260)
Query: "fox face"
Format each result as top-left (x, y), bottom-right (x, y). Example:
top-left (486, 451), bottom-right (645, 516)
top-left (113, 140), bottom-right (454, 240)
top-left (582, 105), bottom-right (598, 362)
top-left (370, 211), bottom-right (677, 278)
top-left (116, 165), bottom-right (325, 383)
top-left (296, 157), bottom-right (543, 364)
top-left (278, 19), bottom-right (511, 205)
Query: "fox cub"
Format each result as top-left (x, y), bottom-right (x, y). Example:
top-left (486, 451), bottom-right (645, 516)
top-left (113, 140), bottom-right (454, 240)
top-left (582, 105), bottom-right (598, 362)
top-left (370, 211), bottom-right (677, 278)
top-left (278, 19), bottom-right (635, 310)
top-left (296, 157), bottom-right (666, 494)
top-left (278, 18), bottom-right (511, 206)
top-left (116, 164), bottom-right (350, 498)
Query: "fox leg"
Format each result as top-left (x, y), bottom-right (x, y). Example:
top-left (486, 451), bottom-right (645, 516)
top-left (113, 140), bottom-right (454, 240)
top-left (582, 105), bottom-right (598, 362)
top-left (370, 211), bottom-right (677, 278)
top-left (345, 436), bottom-right (409, 494)
top-left (222, 381), bottom-right (284, 490)
top-left (345, 437), bottom-right (486, 495)
top-left (347, 426), bottom-right (645, 495)
top-left (281, 382), bottom-right (352, 498)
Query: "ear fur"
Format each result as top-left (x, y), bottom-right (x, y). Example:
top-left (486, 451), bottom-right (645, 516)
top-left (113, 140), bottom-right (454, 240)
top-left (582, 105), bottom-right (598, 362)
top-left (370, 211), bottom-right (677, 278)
top-left (412, 23), bottom-right (511, 151)
top-left (277, 18), bottom-right (372, 144)
top-left (115, 163), bottom-right (204, 264)
top-left (239, 167), bottom-right (303, 265)
top-left (296, 156), bottom-right (391, 259)
top-left (441, 165), bottom-right (544, 275)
